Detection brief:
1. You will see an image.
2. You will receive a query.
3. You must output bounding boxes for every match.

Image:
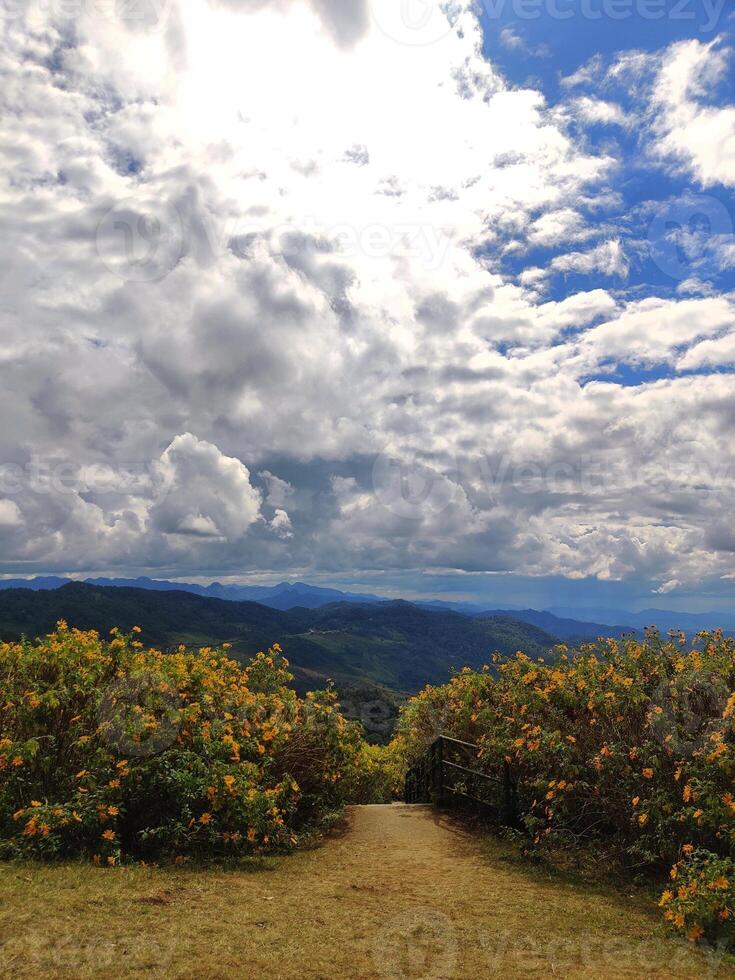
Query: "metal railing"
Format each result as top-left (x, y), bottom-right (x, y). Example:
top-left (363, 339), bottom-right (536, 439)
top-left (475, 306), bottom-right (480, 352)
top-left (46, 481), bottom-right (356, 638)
top-left (404, 734), bottom-right (519, 828)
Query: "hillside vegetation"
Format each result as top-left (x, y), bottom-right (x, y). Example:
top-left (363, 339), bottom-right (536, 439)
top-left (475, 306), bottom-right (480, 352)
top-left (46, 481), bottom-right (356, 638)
top-left (0, 583), bottom-right (555, 692)
top-left (393, 629), bottom-right (735, 949)
top-left (0, 624), bottom-right (373, 862)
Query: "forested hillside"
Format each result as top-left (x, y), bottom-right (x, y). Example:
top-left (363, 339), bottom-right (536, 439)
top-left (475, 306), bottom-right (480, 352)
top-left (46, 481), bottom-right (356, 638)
top-left (0, 583), bottom-right (556, 692)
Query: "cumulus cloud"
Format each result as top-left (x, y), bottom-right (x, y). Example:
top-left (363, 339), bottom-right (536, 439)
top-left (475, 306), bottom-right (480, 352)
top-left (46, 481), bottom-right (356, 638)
top-left (650, 40), bottom-right (735, 188)
top-left (1, 0), bottom-right (734, 595)
top-left (150, 434), bottom-right (262, 539)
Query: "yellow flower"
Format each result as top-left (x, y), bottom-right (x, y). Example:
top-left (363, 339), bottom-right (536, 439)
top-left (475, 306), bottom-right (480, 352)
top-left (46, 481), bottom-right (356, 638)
top-left (642, 768), bottom-right (654, 780)
top-left (199, 812), bottom-right (212, 825)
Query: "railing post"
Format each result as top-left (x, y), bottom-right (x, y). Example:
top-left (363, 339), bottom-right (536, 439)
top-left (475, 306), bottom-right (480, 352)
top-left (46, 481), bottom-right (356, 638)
top-left (436, 738), bottom-right (444, 808)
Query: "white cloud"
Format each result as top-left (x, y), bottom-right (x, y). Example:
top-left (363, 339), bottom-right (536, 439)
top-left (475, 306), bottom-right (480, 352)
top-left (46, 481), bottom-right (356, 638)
top-left (550, 239), bottom-right (629, 279)
top-left (1, 2), bottom-right (734, 591)
top-left (150, 434), bottom-right (262, 539)
top-left (270, 508), bottom-right (294, 539)
top-left (0, 500), bottom-right (22, 528)
top-left (650, 40), bottom-right (735, 187)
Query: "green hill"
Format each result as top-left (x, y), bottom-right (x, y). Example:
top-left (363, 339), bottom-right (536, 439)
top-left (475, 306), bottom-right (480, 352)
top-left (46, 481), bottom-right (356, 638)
top-left (0, 583), bottom-right (556, 694)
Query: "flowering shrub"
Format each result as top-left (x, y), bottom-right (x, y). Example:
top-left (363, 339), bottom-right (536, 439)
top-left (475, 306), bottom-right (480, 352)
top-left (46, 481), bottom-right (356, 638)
top-left (344, 742), bottom-right (404, 804)
top-left (393, 630), bottom-right (735, 944)
top-left (662, 848), bottom-right (735, 947)
top-left (0, 623), bottom-right (364, 862)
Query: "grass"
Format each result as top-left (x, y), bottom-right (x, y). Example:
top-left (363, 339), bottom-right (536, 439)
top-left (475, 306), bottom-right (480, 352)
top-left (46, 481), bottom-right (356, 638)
top-left (1, 805), bottom-right (733, 979)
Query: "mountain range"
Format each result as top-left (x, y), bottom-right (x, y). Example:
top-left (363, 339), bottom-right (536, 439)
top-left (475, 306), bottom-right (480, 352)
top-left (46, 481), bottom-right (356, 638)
top-left (0, 582), bottom-right (556, 694)
top-left (2, 575), bottom-right (730, 635)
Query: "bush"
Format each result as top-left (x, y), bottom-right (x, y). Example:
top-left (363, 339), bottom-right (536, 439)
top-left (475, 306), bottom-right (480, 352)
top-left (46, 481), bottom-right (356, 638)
top-left (344, 742), bottom-right (404, 804)
top-left (662, 848), bottom-right (735, 946)
top-left (0, 623), bottom-right (364, 863)
top-left (393, 630), bottom-right (735, 944)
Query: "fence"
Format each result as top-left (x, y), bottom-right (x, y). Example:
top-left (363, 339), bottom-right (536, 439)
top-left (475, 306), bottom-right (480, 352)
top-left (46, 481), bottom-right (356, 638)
top-left (404, 734), bottom-right (519, 827)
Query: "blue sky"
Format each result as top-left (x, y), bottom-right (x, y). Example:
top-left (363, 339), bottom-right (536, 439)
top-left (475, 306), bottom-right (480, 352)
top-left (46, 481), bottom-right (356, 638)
top-left (1, 0), bottom-right (735, 614)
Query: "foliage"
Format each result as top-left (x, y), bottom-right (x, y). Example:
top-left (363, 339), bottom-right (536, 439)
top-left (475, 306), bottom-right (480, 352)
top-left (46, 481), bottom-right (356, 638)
top-left (393, 629), bottom-right (735, 945)
top-left (344, 743), bottom-right (404, 804)
top-left (0, 623), bottom-right (365, 862)
top-left (662, 848), bottom-right (735, 947)
top-left (0, 582), bottom-right (556, 693)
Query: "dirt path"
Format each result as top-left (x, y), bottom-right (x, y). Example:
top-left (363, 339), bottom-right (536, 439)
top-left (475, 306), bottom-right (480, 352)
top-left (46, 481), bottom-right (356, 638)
top-left (0, 804), bottom-right (730, 979)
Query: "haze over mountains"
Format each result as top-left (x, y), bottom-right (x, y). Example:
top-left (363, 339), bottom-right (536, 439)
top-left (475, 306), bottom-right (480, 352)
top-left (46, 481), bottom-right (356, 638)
top-left (1, 576), bottom-right (732, 635)
top-left (0, 582), bottom-right (556, 695)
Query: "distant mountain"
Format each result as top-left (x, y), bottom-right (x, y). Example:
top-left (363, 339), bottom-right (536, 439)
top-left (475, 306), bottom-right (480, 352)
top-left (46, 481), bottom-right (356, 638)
top-left (475, 609), bottom-right (637, 642)
top-left (0, 576), bottom-right (71, 591)
top-left (0, 583), bottom-right (557, 694)
top-left (548, 606), bottom-right (735, 633)
top-left (0, 576), bottom-right (385, 609)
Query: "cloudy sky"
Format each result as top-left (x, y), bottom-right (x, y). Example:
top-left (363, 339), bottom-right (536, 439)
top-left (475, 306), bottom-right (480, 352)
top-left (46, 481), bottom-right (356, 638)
top-left (1, 0), bottom-right (735, 612)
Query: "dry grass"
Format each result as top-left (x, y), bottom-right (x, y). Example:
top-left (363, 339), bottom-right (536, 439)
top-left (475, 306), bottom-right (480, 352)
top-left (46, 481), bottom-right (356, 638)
top-left (0, 805), bottom-right (732, 979)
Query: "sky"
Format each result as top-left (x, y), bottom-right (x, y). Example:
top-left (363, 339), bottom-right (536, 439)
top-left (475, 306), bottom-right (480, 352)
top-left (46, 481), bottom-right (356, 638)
top-left (1, 0), bottom-right (735, 613)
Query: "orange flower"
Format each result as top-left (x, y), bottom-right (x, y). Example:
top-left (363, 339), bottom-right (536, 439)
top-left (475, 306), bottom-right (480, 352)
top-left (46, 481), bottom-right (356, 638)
top-left (101, 829), bottom-right (115, 842)
top-left (199, 812), bottom-right (212, 825)
top-left (642, 768), bottom-right (654, 780)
